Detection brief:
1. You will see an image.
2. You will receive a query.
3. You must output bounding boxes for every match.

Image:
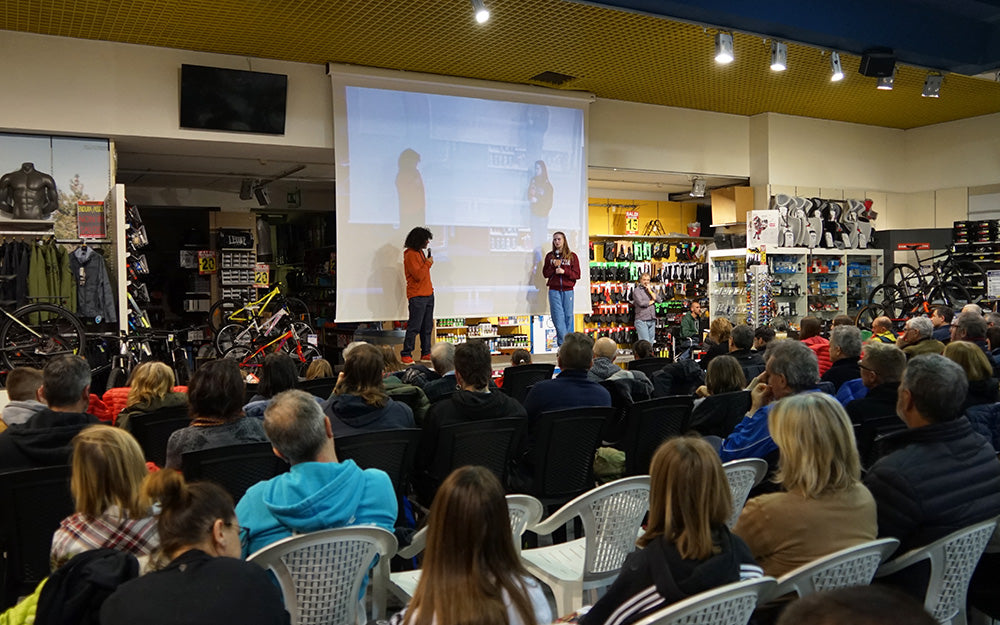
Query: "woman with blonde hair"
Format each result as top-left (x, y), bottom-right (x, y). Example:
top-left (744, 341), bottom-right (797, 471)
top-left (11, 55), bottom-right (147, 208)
top-left (323, 343), bottom-right (415, 437)
top-left (50, 425), bottom-right (159, 570)
top-left (305, 358), bottom-right (333, 380)
top-left (116, 361), bottom-right (187, 431)
top-left (581, 438), bottom-right (762, 625)
top-left (700, 317), bottom-right (734, 370)
top-left (390, 466), bottom-right (550, 625)
top-left (943, 341), bottom-right (1000, 410)
top-left (734, 393), bottom-right (877, 576)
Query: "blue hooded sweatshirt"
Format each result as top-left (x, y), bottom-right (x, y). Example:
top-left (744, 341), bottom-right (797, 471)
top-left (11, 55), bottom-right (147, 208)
top-left (236, 459), bottom-right (396, 557)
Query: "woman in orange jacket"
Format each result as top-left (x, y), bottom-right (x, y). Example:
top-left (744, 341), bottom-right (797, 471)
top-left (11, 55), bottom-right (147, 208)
top-left (402, 227), bottom-right (434, 364)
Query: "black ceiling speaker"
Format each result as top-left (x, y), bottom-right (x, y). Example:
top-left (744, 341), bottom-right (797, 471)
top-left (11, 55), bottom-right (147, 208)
top-left (859, 48), bottom-right (896, 77)
top-left (239, 178), bottom-right (254, 200)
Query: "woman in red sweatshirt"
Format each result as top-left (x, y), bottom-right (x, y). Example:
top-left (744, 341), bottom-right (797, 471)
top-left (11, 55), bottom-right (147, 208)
top-left (541, 231), bottom-right (580, 346)
top-left (402, 227), bottom-right (434, 364)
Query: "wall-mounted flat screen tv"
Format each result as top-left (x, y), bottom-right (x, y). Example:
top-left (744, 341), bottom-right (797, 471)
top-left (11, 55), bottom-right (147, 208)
top-left (180, 64), bottom-right (288, 135)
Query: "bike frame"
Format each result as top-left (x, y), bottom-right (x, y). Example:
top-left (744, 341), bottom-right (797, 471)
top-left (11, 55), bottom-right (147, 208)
top-left (235, 323), bottom-right (311, 368)
top-left (224, 286), bottom-right (283, 325)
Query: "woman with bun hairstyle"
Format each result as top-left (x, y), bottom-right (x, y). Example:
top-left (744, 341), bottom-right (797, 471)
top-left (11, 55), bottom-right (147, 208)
top-left (100, 470), bottom-right (289, 625)
top-left (542, 231), bottom-right (580, 347)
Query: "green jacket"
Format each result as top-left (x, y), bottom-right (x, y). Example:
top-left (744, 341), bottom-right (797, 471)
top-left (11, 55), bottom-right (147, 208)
top-left (681, 312), bottom-right (700, 340)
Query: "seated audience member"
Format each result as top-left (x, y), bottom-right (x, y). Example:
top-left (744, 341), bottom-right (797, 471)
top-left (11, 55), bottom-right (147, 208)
top-left (694, 355), bottom-right (746, 403)
top-left (863, 354), bottom-right (1000, 557)
top-left (832, 314), bottom-right (855, 327)
top-left (415, 340), bottom-right (527, 502)
top-left (389, 466), bottom-right (551, 625)
top-left (896, 316), bottom-right (945, 359)
top-left (117, 362), bottom-right (187, 431)
top-left (588, 336), bottom-right (653, 395)
top-left (100, 471), bottom-right (290, 625)
top-left (689, 356), bottom-right (748, 437)
top-left (753, 326), bottom-right (775, 352)
top-left (381, 345), bottom-right (429, 424)
top-left (165, 359), bottom-right (267, 469)
top-left (734, 393), bottom-right (876, 577)
top-left (700, 317), bottom-right (733, 370)
top-left (522, 332), bottom-right (611, 420)
top-left (963, 303), bottom-right (984, 317)
top-left (631, 340), bottom-right (653, 360)
top-left (845, 342), bottom-right (906, 426)
top-left (930, 305), bottom-right (954, 343)
top-left (718, 340), bottom-right (819, 462)
top-left (0, 355), bottom-right (99, 473)
top-left (420, 342), bottom-right (459, 403)
top-left (580, 438), bottom-right (762, 625)
top-left (728, 324), bottom-right (765, 382)
top-left (243, 354), bottom-right (300, 419)
top-left (870, 316), bottom-right (897, 344)
top-left (322, 343), bottom-right (415, 436)
top-left (951, 311), bottom-right (1000, 377)
top-left (496, 348), bottom-right (532, 389)
top-left (821, 325), bottom-right (863, 391)
top-left (1, 366), bottom-right (45, 426)
top-left (305, 357), bottom-right (333, 380)
top-left (988, 326), bottom-right (1000, 359)
top-left (799, 316), bottom-right (832, 376)
top-left (776, 586), bottom-right (938, 625)
top-left (943, 340), bottom-right (1000, 411)
top-left (50, 426), bottom-right (159, 571)
top-left (237, 389), bottom-right (396, 556)
top-left (986, 311), bottom-right (1000, 327)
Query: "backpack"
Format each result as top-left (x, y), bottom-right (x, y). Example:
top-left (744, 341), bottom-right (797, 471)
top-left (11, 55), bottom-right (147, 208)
top-left (35, 549), bottom-right (139, 625)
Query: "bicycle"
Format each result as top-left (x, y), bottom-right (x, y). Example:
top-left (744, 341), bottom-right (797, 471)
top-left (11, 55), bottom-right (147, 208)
top-left (215, 300), bottom-right (314, 354)
top-left (221, 322), bottom-right (321, 381)
top-left (855, 278), bottom-right (971, 329)
top-left (105, 328), bottom-right (197, 391)
top-left (207, 285), bottom-right (310, 334)
top-left (0, 302), bottom-right (86, 371)
top-left (885, 244), bottom-right (986, 303)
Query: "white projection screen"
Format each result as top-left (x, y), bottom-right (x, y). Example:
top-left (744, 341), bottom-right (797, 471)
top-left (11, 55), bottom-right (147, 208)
top-left (329, 65), bottom-right (591, 322)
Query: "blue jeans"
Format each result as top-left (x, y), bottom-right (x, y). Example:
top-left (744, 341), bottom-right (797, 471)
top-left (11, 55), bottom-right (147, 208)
top-left (636, 319), bottom-right (656, 344)
top-left (548, 289), bottom-right (574, 346)
top-left (403, 294), bottom-right (434, 357)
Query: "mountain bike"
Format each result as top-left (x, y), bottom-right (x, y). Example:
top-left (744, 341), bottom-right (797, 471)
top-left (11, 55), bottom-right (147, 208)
top-left (0, 302), bottom-right (86, 371)
top-left (207, 285), bottom-right (310, 335)
top-left (885, 244), bottom-right (986, 303)
top-left (855, 279), bottom-right (971, 329)
top-left (221, 322), bottom-right (321, 381)
top-left (105, 329), bottom-right (197, 390)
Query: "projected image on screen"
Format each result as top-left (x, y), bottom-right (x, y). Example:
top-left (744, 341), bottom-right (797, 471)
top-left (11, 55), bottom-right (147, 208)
top-left (334, 81), bottom-right (587, 322)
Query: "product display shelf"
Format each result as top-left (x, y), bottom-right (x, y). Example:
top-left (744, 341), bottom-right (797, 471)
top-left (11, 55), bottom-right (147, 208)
top-left (708, 250), bottom-right (748, 325)
top-left (435, 316), bottom-right (531, 354)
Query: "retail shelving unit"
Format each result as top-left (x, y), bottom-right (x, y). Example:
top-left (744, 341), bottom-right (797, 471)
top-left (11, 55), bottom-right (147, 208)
top-left (708, 250), bottom-right (748, 325)
top-left (435, 316), bottom-right (531, 355)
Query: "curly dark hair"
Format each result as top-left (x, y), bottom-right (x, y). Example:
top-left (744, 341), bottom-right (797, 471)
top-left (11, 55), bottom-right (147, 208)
top-left (404, 227), bottom-right (433, 250)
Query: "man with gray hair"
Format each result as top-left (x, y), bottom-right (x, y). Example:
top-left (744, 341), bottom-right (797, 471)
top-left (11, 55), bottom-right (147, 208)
top-left (951, 311), bottom-right (1000, 378)
top-left (864, 355), bottom-right (1000, 601)
top-left (821, 325), bottom-right (863, 391)
top-left (420, 341), bottom-right (458, 403)
top-left (718, 339), bottom-right (820, 462)
top-left (236, 389), bottom-right (396, 556)
top-left (0, 355), bottom-right (99, 472)
top-left (845, 342), bottom-right (906, 426)
top-left (895, 316), bottom-right (944, 359)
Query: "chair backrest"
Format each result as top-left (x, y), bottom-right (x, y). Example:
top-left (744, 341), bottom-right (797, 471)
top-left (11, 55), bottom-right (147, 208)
top-left (722, 458), bottom-right (769, 529)
top-left (876, 518), bottom-right (998, 625)
top-left (181, 442), bottom-right (290, 502)
top-left (688, 391), bottom-right (752, 439)
top-left (770, 538), bottom-right (900, 599)
top-left (248, 526), bottom-right (397, 625)
top-left (125, 403), bottom-right (191, 467)
top-left (856, 415), bottom-right (906, 468)
top-left (622, 396), bottom-right (694, 476)
top-left (436, 417), bottom-right (525, 486)
top-left (502, 364), bottom-right (555, 404)
top-left (335, 428), bottom-right (421, 524)
top-left (627, 357), bottom-right (673, 378)
top-left (529, 407), bottom-right (612, 506)
top-left (295, 377), bottom-right (336, 399)
top-left (598, 379), bottom-right (636, 447)
top-left (0, 465), bottom-right (74, 609)
top-left (577, 476), bottom-right (651, 583)
top-left (631, 577), bottom-right (777, 625)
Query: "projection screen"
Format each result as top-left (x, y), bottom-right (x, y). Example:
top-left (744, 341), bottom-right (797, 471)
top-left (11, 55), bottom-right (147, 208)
top-left (329, 65), bottom-right (591, 323)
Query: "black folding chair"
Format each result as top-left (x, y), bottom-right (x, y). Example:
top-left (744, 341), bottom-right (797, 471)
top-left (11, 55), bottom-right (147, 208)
top-left (688, 390), bottom-right (752, 439)
top-left (621, 395), bottom-right (694, 476)
top-left (128, 403), bottom-right (191, 467)
top-left (857, 415), bottom-right (907, 468)
top-left (626, 357), bottom-right (673, 379)
top-left (0, 465), bottom-right (74, 609)
top-left (295, 377), bottom-right (337, 399)
top-left (181, 442), bottom-right (290, 502)
top-left (335, 428), bottom-right (421, 525)
top-left (501, 364), bottom-right (555, 404)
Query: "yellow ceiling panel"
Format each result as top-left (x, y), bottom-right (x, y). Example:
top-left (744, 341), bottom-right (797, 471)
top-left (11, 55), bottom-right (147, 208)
top-left (2, 0), bottom-right (999, 129)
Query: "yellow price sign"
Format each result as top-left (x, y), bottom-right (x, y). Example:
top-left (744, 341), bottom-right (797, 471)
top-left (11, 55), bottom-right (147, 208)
top-left (625, 210), bottom-right (640, 235)
top-left (197, 251), bottom-right (217, 275)
top-left (254, 263), bottom-right (270, 288)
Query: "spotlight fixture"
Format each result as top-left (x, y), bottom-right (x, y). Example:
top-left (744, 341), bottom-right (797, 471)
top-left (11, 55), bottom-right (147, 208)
top-left (770, 41), bottom-right (787, 71)
top-left (830, 52), bottom-right (844, 82)
top-left (922, 73), bottom-right (943, 97)
top-left (254, 184), bottom-right (270, 207)
top-left (715, 32), bottom-right (734, 65)
top-left (876, 69), bottom-right (895, 90)
top-left (471, 0), bottom-right (490, 23)
top-left (690, 178), bottom-right (707, 198)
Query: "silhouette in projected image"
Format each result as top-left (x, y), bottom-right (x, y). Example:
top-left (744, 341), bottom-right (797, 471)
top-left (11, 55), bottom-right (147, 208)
top-left (528, 160), bottom-right (553, 259)
top-left (396, 148), bottom-right (426, 228)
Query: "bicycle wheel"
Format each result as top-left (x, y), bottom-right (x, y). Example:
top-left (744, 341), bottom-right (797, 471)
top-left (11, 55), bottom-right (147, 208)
top-left (222, 345), bottom-right (264, 382)
top-left (884, 263), bottom-right (922, 297)
top-left (284, 297), bottom-right (312, 325)
top-left (928, 281), bottom-right (973, 308)
top-left (215, 323), bottom-right (255, 354)
top-left (865, 284), bottom-right (910, 320)
top-left (0, 303), bottom-right (87, 370)
top-left (854, 306), bottom-right (880, 328)
top-left (941, 260), bottom-right (987, 302)
top-left (287, 344), bottom-right (322, 375)
top-left (207, 299), bottom-right (245, 333)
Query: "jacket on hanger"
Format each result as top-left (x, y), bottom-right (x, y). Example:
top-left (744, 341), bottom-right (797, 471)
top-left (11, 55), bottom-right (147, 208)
top-left (69, 246), bottom-right (116, 322)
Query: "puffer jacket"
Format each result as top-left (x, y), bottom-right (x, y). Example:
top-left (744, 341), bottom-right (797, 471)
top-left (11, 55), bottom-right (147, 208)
top-left (800, 335), bottom-right (832, 376)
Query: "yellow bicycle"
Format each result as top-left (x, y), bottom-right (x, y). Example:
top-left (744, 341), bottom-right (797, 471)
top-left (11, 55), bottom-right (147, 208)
top-left (208, 286), bottom-right (311, 354)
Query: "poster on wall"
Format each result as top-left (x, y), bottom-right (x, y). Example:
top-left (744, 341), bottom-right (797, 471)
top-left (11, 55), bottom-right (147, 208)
top-left (76, 201), bottom-right (107, 238)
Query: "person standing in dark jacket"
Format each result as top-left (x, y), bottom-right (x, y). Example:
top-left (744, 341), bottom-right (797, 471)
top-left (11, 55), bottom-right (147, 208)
top-left (821, 325), bottom-right (863, 391)
top-left (845, 343), bottom-right (905, 426)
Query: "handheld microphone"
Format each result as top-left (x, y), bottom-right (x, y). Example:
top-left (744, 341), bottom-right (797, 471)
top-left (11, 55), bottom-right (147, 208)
top-left (427, 248), bottom-right (432, 258)
top-left (554, 249), bottom-right (561, 259)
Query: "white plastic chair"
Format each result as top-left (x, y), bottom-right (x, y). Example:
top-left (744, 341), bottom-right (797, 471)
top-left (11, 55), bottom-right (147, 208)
top-left (767, 537), bottom-right (899, 599)
top-left (722, 458), bottom-right (768, 529)
top-left (876, 518), bottom-right (998, 625)
top-left (630, 576), bottom-right (777, 625)
top-left (248, 526), bottom-right (397, 625)
top-left (388, 494), bottom-right (544, 603)
top-left (520, 475), bottom-right (651, 616)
